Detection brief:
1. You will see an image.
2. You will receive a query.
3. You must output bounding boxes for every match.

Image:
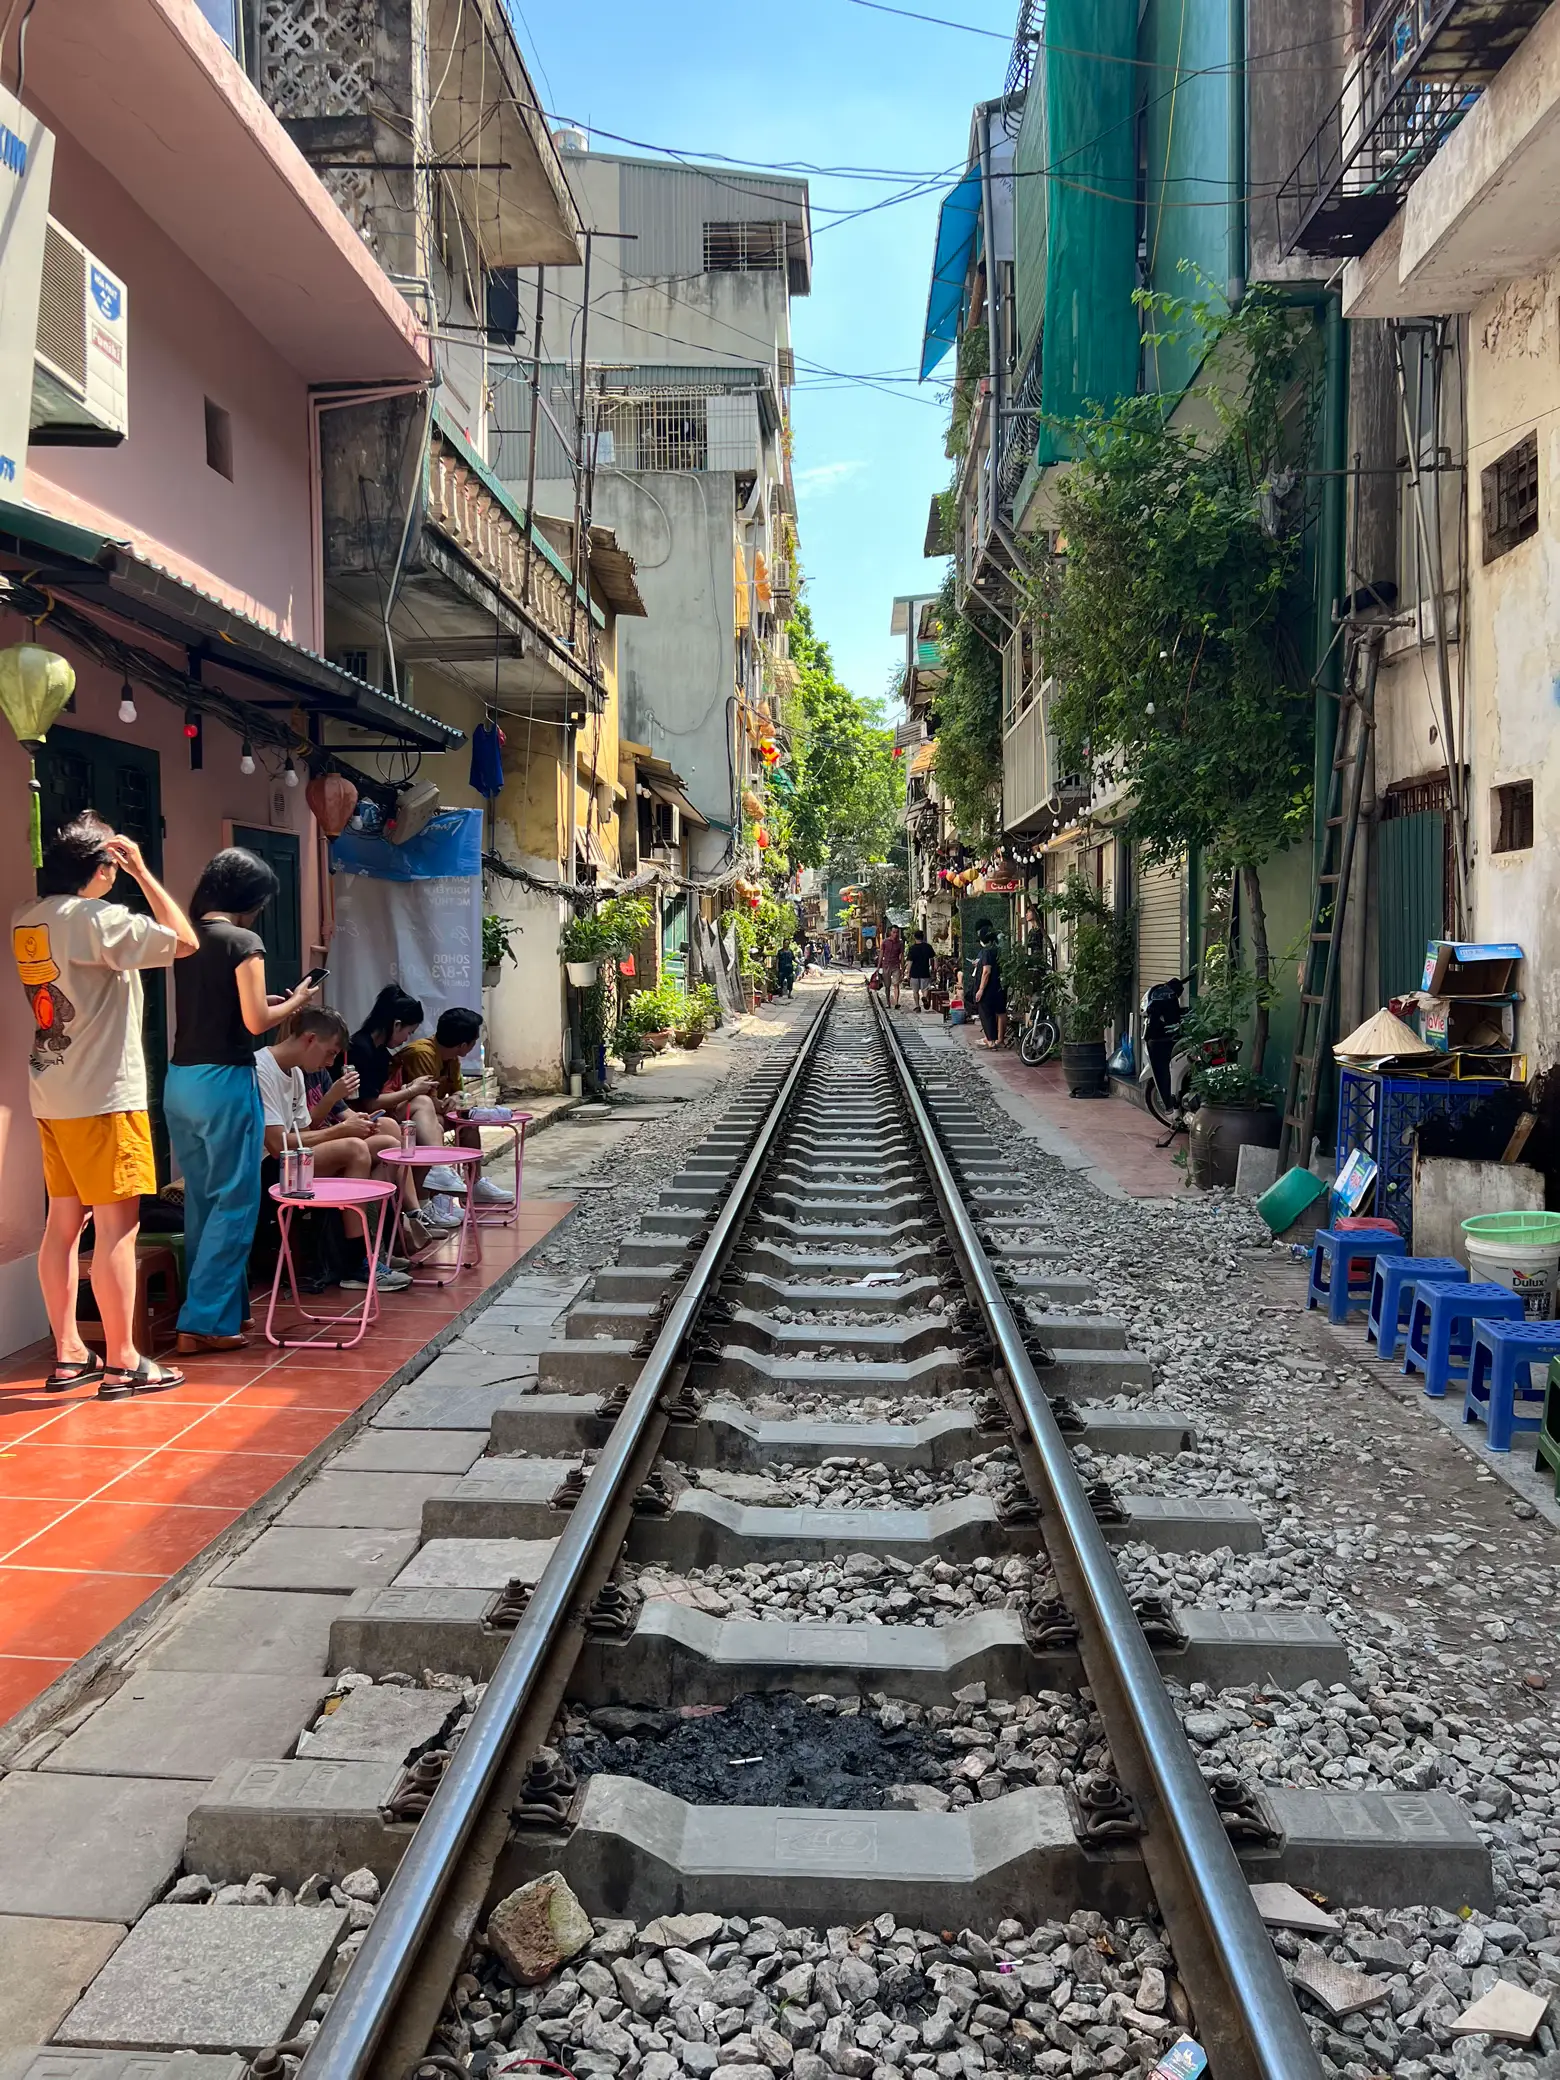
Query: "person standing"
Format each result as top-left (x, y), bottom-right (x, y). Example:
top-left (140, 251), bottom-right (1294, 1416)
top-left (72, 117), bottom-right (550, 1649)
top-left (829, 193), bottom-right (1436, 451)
top-left (972, 920), bottom-right (1008, 1048)
top-left (774, 943), bottom-right (796, 999)
top-left (164, 847), bottom-right (320, 1355)
top-left (13, 812), bottom-right (197, 1397)
top-left (880, 924), bottom-right (904, 1008)
top-left (906, 927), bottom-right (935, 1010)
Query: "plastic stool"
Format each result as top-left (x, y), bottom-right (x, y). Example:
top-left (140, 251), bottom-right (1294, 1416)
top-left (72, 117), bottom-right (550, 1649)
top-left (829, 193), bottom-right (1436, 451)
top-left (1402, 1281), bottom-right (1525, 1398)
top-left (1537, 1359), bottom-right (1560, 1498)
top-left (1464, 1319), bottom-right (1560, 1451)
top-left (1307, 1227), bottom-right (1407, 1324)
top-left (1368, 1255), bottom-right (1466, 1359)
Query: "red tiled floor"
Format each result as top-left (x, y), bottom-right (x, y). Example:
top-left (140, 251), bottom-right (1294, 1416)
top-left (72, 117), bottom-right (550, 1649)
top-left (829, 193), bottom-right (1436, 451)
top-left (0, 1442), bottom-right (154, 1500)
top-left (0, 1192), bottom-right (572, 1733)
top-left (0, 1567), bottom-right (168, 1658)
top-left (952, 1028), bottom-right (1186, 1198)
top-left (9, 1499), bottom-right (243, 1577)
top-left (0, 1656), bottom-right (74, 1720)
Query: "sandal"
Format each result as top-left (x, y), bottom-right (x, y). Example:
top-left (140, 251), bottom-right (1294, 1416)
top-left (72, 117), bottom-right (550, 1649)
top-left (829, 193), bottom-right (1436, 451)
top-left (98, 1358), bottom-right (185, 1401)
top-left (45, 1352), bottom-right (106, 1393)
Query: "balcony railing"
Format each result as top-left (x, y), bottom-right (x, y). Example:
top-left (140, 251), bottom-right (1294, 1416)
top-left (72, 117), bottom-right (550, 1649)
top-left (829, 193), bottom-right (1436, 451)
top-left (1277, 0), bottom-right (1550, 257)
top-left (1003, 677), bottom-right (1086, 833)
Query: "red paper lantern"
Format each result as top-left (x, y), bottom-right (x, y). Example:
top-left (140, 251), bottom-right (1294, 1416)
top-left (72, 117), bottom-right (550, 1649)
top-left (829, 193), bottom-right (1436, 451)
top-left (755, 826), bottom-right (770, 849)
top-left (305, 769), bottom-right (359, 838)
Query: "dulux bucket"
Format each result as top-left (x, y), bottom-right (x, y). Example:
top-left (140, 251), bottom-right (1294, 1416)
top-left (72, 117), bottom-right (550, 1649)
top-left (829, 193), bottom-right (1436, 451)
top-left (1462, 1210), bottom-right (1560, 1319)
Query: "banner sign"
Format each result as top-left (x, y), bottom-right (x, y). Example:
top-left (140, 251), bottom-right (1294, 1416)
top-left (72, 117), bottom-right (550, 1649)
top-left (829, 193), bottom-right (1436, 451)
top-left (0, 87), bottom-right (55, 492)
top-left (329, 807), bottom-right (483, 1051)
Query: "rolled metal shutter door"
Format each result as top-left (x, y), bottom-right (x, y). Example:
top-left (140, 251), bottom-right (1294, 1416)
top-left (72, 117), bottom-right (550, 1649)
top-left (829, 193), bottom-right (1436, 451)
top-left (1136, 856), bottom-right (1185, 991)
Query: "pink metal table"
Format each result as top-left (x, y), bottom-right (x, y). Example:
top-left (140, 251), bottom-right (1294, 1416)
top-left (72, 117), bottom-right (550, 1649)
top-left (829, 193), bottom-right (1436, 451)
top-left (265, 1177), bottom-right (396, 1349)
top-left (378, 1145), bottom-right (484, 1285)
top-left (454, 1111), bottom-right (533, 1228)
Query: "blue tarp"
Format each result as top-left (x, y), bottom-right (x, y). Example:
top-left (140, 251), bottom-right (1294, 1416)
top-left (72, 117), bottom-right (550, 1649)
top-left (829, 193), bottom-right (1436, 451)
top-left (920, 168), bottom-right (983, 381)
top-left (330, 806), bottom-right (482, 882)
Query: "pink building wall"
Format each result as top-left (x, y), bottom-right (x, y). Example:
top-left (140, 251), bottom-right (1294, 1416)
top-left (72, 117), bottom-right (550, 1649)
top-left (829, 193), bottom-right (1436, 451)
top-left (24, 121), bottom-right (319, 647)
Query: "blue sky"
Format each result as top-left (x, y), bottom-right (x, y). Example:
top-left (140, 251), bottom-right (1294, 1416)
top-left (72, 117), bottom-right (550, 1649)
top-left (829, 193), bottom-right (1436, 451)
top-left (509, 0), bottom-right (1008, 712)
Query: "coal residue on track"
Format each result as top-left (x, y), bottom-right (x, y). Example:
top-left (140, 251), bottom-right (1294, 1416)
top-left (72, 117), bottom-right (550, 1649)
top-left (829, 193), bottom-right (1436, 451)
top-left (560, 1693), bottom-right (948, 1808)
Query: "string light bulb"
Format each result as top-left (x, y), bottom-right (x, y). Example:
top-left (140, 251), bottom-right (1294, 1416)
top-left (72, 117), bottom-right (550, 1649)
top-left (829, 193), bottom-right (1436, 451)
top-left (239, 740), bottom-right (256, 776)
top-left (117, 682), bottom-right (137, 724)
top-left (283, 756), bottom-right (299, 788)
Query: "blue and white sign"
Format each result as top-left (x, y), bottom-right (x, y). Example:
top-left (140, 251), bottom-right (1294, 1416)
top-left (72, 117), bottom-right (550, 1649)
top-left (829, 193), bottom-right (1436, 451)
top-left (89, 265), bottom-right (121, 322)
top-left (0, 85), bottom-right (54, 492)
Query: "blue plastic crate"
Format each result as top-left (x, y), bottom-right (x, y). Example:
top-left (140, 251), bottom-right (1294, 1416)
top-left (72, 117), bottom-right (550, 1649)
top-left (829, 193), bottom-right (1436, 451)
top-left (1335, 1070), bottom-right (1511, 1245)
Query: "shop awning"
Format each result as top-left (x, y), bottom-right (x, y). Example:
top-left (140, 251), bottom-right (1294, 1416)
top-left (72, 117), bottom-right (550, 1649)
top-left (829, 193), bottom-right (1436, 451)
top-left (639, 759), bottom-right (709, 829)
top-left (0, 498), bottom-right (462, 751)
top-left (921, 167), bottom-right (983, 380)
top-left (910, 739), bottom-right (938, 776)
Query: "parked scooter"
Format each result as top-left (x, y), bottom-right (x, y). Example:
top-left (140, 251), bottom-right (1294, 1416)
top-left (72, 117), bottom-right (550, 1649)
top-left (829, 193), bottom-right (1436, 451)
top-left (1137, 976), bottom-right (1233, 1135)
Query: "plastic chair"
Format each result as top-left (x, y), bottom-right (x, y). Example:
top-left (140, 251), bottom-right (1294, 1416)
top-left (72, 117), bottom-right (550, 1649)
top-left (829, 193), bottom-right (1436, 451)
top-left (1401, 1280), bottom-right (1525, 1398)
top-left (1306, 1227), bottom-right (1407, 1325)
top-left (1464, 1319), bottom-right (1560, 1451)
top-left (1367, 1255), bottom-right (1466, 1360)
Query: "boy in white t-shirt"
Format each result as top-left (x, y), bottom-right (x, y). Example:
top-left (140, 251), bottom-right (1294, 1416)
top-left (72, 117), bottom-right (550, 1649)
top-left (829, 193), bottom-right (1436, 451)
top-left (257, 1008), bottom-right (410, 1290)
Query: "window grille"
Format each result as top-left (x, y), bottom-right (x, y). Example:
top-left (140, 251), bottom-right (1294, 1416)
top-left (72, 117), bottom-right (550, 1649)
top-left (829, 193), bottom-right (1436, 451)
top-left (704, 221), bottom-right (788, 274)
top-left (1493, 779), bottom-right (1534, 853)
top-left (1482, 431), bottom-right (1538, 563)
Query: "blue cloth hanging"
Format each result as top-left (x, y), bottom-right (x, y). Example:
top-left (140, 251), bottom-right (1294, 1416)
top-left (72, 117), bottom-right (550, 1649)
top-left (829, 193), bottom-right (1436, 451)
top-left (470, 720), bottom-right (506, 797)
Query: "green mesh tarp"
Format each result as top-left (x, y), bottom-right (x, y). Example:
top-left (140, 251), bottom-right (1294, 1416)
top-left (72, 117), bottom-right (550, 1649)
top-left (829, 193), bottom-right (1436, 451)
top-left (1027, 0), bottom-right (1140, 465)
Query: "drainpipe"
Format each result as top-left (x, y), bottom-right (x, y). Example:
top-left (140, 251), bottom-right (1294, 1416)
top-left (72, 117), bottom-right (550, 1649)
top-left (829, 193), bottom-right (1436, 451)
top-left (1226, 0), bottom-right (1247, 308)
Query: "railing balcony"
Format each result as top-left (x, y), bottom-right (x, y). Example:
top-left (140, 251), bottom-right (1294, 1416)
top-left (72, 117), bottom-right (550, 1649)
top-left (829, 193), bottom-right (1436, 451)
top-left (1003, 677), bottom-right (1086, 834)
top-left (1277, 0), bottom-right (1550, 257)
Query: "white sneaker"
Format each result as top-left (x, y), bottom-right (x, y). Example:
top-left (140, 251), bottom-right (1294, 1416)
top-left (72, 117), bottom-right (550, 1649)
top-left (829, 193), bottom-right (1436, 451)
top-left (422, 1164), bottom-right (466, 1192)
top-left (429, 1193), bottom-right (466, 1227)
top-left (472, 1176), bottom-right (514, 1206)
top-left (342, 1262), bottom-right (412, 1292)
top-left (404, 1206), bottom-right (458, 1243)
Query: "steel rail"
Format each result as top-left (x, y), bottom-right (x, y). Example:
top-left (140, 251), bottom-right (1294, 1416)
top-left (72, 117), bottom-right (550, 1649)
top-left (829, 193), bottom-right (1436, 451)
top-left (299, 988), bottom-right (840, 2080)
top-left (870, 997), bottom-right (1321, 2080)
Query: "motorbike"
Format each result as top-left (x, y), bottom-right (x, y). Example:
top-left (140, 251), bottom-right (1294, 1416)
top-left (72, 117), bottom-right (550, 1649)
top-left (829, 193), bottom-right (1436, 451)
top-left (1138, 976), bottom-right (1231, 1134)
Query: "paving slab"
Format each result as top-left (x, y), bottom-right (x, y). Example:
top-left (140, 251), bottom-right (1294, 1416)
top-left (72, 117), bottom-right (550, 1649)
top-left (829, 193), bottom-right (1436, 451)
top-left (325, 1429), bottom-right (485, 1475)
top-left (57, 1905), bottom-right (347, 2055)
top-left (0, 1920), bottom-right (126, 2053)
top-left (371, 1377), bottom-right (537, 1430)
top-left (138, 1591), bottom-right (342, 1676)
top-left (40, 1671), bottom-right (329, 1782)
top-left (0, 2055), bottom-right (244, 2080)
top-left (392, 1537), bottom-right (557, 1591)
top-left (0, 1774), bottom-right (203, 1922)
top-left (185, 1759), bottom-right (408, 1887)
top-left (520, 1777), bottom-right (1133, 1928)
top-left (296, 1683), bottom-right (458, 1764)
top-left (215, 1527), bottom-right (419, 1594)
top-left (275, 1472), bottom-right (460, 1529)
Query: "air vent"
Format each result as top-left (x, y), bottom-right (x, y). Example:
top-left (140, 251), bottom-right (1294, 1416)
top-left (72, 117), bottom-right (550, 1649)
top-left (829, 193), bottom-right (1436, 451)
top-left (38, 222), bottom-right (86, 388)
top-left (777, 346), bottom-right (795, 388)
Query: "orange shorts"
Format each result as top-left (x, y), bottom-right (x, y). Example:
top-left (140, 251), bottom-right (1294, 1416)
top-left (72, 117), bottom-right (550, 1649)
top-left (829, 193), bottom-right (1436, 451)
top-left (38, 1112), bottom-right (156, 1206)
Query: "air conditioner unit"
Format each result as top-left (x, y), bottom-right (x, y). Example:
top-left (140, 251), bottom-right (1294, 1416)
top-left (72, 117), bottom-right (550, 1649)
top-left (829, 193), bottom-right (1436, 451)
top-left (30, 219), bottom-right (128, 446)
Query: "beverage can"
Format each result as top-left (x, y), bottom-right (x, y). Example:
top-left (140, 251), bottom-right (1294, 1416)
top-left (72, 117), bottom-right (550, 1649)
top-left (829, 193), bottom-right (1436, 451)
top-left (280, 1145), bottom-right (315, 1198)
top-left (400, 1118), bottom-right (416, 1153)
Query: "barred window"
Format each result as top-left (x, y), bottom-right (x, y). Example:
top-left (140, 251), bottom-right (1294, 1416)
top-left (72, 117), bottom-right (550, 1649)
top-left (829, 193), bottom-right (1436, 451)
top-left (704, 221), bottom-right (788, 274)
top-left (1481, 431), bottom-right (1538, 563)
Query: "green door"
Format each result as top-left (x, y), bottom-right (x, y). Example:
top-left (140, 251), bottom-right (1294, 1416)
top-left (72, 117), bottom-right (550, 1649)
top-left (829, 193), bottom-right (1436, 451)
top-left (1378, 812), bottom-right (1446, 1003)
top-left (231, 826), bottom-right (303, 994)
top-left (35, 728), bottom-right (169, 1170)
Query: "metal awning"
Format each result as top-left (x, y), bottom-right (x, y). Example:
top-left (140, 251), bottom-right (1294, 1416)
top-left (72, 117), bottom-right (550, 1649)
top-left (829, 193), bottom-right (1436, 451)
top-left (0, 499), bottom-right (462, 752)
top-left (921, 167), bottom-right (983, 380)
top-left (642, 767), bottom-right (709, 830)
top-left (910, 739), bottom-right (938, 776)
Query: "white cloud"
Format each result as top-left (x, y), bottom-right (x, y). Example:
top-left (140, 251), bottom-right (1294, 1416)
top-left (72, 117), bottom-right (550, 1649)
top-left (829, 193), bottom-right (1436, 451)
top-left (794, 460), bottom-right (866, 496)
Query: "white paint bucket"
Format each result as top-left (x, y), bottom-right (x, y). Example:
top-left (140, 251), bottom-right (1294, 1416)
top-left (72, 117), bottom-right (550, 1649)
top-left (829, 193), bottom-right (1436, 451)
top-left (1463, 1211), bottom-right (1560, 1320)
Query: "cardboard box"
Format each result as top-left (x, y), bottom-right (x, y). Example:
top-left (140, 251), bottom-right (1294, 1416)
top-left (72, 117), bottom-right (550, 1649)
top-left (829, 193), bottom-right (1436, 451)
top-left (1421, 940), bottom-right (1522, 996)
top-left (1418, 997), bottom-right (1517, 1053)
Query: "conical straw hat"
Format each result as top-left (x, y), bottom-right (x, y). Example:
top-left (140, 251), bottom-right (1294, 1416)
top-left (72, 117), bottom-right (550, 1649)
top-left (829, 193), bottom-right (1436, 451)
top-left (1334, 1007), bottom-right (1434, 1061)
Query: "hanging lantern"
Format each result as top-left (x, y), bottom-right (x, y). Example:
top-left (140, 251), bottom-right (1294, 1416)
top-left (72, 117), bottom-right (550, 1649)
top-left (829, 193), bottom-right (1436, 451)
top-left (0, 644), bottom-right (77, 866)
top-left (742, 788), bottom-right (765, 819)
top-left (305, 769), bottom-right (359, 838)
top-left (755, 825), bottom-right (770, 850)
top-left (759, 742), bottom-right (781, 767)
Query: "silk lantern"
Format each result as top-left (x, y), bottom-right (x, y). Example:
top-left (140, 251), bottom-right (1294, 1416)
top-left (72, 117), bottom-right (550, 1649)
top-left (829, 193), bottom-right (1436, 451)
top-left (305, 769), bottom-right (359, 838)
top-left (0, 643), bottom-right (77, 865)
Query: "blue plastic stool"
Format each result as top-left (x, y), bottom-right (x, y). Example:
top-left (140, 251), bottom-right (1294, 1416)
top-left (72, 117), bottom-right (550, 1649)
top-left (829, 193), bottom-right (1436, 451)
top-left (1464, 1319), bottom-right (1560, 1451)
top-left (1367, 1255), bottom-right (1466, 1359)
top-left (1402, 1281), bottom-right (1525, 1398)
top-left (1307, 1227), bottom-right (1407, 1324)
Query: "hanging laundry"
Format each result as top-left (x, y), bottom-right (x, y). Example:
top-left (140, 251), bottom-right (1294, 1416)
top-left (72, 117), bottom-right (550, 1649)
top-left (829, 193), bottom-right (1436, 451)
top-left (470, 719), bottom-right (506, 797)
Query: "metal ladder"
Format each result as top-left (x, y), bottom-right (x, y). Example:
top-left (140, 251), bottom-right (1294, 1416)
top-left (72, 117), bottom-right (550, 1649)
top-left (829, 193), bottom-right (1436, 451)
top-left (1277, 625), bottom-right (1384, 1172)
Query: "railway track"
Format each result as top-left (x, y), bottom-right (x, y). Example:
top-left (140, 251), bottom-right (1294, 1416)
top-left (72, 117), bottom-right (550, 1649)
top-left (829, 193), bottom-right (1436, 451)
top-left (20, 988), bottom-right (1494, 2080)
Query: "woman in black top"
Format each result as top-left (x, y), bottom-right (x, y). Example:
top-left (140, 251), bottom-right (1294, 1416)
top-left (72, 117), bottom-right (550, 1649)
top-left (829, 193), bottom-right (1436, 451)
top-left (348, 985), bottom-right (427, 1108)
top-left (164, 849), bottom-right (317, 1352)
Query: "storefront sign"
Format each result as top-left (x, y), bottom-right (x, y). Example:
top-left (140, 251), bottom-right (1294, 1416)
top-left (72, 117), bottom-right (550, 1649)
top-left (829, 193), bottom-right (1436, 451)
top-left (0, 87), bottom-right (54, 492)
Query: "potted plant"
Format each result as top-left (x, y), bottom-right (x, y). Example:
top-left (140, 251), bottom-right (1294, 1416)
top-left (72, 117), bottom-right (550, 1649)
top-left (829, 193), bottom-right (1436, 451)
top-left (1186, 1061), bottom-right (1281, 1189)
top-left (1046, 873), bottom-right (1133, 1099)
top-left (559, 909), bottom-right (608, 988)
top-left (483, 912), bottom-right (519, 989)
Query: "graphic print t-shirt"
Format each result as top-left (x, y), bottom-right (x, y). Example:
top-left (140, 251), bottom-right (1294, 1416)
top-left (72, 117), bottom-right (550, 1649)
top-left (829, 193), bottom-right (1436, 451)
top-left (12, 896), bottom-right (180, 1119)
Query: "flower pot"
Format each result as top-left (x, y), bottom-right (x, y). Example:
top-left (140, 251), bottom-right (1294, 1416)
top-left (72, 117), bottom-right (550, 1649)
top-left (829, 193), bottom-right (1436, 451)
top-left (483, 962), bottom-right (502, 989)
top-left (621, 1050), bottom-right (646, 1075)
top-left (675, 1028), bottom-right (705, 1050)
top-left (643, 1029), bottom-right (672, 1054)
top-left (565, 959), bottom-right (600, 988)
top-left (1188, 1101), bottom-right (1280, 1190)
top-left (1061, 1039), bottom-right (1109, 1098)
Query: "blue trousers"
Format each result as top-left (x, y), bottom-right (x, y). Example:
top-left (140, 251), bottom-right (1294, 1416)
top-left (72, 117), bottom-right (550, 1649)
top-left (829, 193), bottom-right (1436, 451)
top-left (164, 1063), bottom-right (264, 1337)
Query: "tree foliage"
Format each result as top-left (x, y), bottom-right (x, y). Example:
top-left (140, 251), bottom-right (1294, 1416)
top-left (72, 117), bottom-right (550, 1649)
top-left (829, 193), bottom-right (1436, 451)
top-left (929, 567), bottom-right (1004, 851)
top-left (1041, 283), bottom-right (1320, 1069)
top-left (781, 604), bottom-right (903, 876)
